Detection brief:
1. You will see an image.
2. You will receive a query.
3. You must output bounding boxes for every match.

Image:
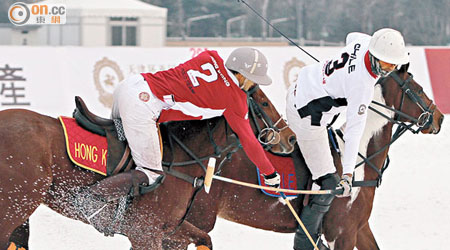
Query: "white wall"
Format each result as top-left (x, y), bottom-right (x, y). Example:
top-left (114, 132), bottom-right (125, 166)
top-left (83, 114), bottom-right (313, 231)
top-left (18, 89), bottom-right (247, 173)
top-left (81, 16), bottom-right (107, 46)
top-left (61, 23), bottom-right (81, 45)
top-left (10, 29), bottom-right (44, 46)
top-left (54, 16), bottom-right (83, 46)
top-left (46, 25), bottom-right (62, 46)
top-left (1, 11), bottom-right (165, 47)
top-left (140, 16), bottom-right (166, 47)
top-left (0, 27), bottom-right (12, 45)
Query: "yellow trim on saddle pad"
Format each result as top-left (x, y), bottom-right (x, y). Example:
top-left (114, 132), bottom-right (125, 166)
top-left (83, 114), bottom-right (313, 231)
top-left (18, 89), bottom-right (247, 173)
top-left (157, 123), bottom-right (163, 157)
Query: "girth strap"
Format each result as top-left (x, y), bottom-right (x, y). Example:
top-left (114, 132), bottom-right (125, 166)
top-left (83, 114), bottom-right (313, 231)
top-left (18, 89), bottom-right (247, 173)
top-left (160, 120), bottom-right (240, 187)
top-left (163, 166), bottom-right (204, 187)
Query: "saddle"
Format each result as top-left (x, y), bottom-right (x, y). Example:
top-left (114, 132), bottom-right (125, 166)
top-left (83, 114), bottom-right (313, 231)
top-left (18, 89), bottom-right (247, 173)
top-left (72, 96), bottom-right (134, 176)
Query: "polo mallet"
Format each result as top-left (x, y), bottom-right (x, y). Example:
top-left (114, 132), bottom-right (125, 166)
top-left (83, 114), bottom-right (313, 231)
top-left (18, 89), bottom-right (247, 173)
top-left (204, 157), bottom-right (217, 193)
top-left (204, 158), bottom-right (342, 195)
top-left (204, 158), bottom-right (327, 249)
top-left (237, 0), bottom-right (319, 63)
top-left (280, 192), bottom-right (319, 250)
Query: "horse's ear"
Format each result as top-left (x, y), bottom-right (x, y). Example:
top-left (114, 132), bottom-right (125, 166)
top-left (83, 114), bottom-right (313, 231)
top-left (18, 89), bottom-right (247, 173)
top-left (399, 63), bottom-right (410, 72)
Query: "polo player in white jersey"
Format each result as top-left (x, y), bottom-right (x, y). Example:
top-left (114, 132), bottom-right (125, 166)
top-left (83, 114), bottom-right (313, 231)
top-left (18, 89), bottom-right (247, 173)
top-left (286, 28), bottom-right (409, 249)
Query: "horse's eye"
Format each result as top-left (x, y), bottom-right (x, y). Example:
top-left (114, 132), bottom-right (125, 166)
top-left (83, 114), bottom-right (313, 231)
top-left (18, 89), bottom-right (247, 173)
top-left (262, 102), bottom-right (269, 107)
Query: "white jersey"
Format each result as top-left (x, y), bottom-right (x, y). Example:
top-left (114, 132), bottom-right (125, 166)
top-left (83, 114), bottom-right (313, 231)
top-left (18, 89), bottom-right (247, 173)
top-left (292, 32), bottom-right (379, 175)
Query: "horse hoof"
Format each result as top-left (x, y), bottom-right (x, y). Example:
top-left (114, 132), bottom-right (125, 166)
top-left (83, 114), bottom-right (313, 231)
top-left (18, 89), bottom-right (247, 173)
top-left (7, 242), bottom-right (27, 250)
top-left (7, 242), bottom-right (16, 250)
top-left (196, 245), bottom-right (211, 250)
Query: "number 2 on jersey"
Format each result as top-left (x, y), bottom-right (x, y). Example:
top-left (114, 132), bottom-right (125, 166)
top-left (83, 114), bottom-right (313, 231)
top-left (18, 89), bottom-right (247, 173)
top-left (187, 63), bottom-right (218, 87)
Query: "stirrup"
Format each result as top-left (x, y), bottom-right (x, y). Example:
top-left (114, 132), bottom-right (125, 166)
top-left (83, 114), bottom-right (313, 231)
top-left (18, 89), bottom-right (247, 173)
top-left (138, 174), bottom-right (166, 196)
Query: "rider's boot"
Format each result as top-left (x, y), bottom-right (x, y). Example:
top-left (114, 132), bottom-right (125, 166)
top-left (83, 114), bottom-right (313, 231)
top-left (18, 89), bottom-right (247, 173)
top-left (293, 173), bottom-right (340, 250)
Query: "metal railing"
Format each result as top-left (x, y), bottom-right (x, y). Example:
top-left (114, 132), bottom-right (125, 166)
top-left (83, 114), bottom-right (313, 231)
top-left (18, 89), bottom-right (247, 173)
top-left (166, 36), bottom-right (344, 46)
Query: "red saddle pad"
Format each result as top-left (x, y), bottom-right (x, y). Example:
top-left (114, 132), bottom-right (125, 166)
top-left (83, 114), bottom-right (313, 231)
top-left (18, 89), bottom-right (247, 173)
top-left (257, 152), bottom-right (299, 197)
top-left (59, 116), bottom-right (108, 175)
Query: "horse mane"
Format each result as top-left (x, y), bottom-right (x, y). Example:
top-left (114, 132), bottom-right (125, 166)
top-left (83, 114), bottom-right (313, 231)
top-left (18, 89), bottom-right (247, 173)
top-left (399, 63), bottom-right (410, 73)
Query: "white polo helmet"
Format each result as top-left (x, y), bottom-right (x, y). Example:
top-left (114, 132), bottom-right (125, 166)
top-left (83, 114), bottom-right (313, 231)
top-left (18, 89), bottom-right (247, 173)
top-left (368, 28), bottom-right (409, 65)
top-left (225, 47), bottom-right (272, 85)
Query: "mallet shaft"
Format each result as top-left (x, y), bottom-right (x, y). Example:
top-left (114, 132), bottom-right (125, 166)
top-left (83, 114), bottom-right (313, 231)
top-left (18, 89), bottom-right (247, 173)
top-left (213, 175), bottom-right (341, 195)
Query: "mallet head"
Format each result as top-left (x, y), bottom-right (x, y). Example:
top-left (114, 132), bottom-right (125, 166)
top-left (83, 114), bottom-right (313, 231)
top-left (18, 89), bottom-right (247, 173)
top-left (204, 157), bottom-right (216, 193)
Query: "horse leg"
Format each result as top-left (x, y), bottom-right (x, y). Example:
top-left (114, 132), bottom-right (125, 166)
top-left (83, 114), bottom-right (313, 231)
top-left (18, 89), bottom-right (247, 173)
top-left (0, 112), bottom-right (56, 248)
top-left (162, 221), bottom-right (212, 250)
top-left (355, 223), bottom-right (380, 250)
top-left (331, 231), bottom-right (357, 250)
top-left (129, 235), bottom-right (163, 250)
top-left (0, 167), bottom-right (52, 249)
top-left (7, 219), bottom-right (29, 250)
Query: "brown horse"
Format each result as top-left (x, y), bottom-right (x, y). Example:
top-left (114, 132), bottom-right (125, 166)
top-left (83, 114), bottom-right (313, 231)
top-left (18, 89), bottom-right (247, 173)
top-left (0, 87), bottom-right (296, 250)
top-left (160, 64), bottom-right (444, 250)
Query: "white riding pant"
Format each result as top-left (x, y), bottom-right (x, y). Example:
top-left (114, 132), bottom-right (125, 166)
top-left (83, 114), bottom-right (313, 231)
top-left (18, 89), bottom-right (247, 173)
top-left (286, 84), bottom-right (336, 180)
top-left (111, 74), bottom-right (170, 183)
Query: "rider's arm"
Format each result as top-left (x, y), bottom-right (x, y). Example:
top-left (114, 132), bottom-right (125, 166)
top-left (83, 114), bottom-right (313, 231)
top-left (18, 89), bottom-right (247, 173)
top-left (224, 110), bottom-right (275, 176)
top-left (342, 83), bottom-right (375, 175)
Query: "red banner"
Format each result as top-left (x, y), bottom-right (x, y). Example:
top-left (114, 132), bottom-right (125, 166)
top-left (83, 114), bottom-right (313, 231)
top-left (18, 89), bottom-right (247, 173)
top-left (59, 116), bottom-right (108, 175)
top-left (425, 48), bottom-right (450, 114)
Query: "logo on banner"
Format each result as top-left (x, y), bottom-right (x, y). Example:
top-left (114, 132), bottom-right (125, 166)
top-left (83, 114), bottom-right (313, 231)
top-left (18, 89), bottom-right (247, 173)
top-left (8, 2), bottom-right (66, 26)
top-left (93, 57), bottom-right (124, 108)
top-left (283, 57), bottom-right (306, 88)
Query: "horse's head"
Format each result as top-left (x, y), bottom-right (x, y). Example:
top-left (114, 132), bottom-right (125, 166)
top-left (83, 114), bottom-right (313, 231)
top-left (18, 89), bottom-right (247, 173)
top-left (380, 64), bottom-right (444, 134)
top-left (246, 86), bottom-right (296, 155)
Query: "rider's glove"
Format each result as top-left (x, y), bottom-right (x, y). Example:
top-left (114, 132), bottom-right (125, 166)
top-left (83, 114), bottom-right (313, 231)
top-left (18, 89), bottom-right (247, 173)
top-left (263, 171), bottom-right (280, 188)
top-left (336, 174), bottom-right (352, 198)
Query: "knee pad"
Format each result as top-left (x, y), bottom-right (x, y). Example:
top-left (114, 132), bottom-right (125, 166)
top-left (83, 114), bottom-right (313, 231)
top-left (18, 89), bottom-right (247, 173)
top-left (316, 172), bottom-right (340, 189)
top-left (311, 172), bottom-right (339, 208)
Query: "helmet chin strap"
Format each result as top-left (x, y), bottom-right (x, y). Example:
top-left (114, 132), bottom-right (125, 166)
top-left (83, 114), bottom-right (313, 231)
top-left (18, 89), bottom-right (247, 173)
top-left (241, 78), bottom-right (252, 90)
top-left (369, 53), bottom-right (391, 77)
top-left (240, 79), bottom-right (246, 89)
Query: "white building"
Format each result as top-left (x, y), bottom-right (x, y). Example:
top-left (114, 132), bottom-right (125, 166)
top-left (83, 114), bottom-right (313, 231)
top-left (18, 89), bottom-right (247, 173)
top-left (0, 0), bottom-right (167, 47)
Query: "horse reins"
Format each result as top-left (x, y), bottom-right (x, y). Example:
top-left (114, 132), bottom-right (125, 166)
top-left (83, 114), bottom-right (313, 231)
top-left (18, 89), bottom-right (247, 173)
top-left (370, 72), bottom-right (435, 134)
top-left (333, 71), bottom-right (437, 187)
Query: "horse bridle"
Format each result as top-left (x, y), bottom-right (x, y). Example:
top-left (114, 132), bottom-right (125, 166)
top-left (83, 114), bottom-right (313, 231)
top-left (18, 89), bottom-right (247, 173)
top-left (345, 70), bottom-right (438, 187)
top-left (370, 71), bottom-right (436, 134)
top-left (246, 85), bottom-right (289, 149)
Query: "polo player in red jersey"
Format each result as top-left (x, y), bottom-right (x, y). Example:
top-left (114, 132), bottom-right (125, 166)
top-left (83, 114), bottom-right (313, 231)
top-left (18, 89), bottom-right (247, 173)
top-left (75, 48), bottom-right (281, 217)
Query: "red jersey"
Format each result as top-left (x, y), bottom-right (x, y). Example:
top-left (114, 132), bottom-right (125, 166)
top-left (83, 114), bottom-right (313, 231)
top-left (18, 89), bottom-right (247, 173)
top-left (141, 50), bottom-right (274, 175)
